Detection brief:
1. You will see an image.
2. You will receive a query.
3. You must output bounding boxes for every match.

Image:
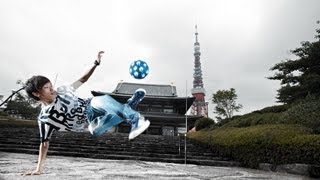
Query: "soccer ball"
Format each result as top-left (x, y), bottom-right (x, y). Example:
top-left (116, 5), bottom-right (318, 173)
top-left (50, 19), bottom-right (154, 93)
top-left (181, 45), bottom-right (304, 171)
top-left (129, 60), bottom-right (149, 79)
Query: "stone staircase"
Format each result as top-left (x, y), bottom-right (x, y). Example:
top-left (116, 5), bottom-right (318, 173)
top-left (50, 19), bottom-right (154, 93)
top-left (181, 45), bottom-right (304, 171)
top-left (0, 127), bottom-right (239, 167)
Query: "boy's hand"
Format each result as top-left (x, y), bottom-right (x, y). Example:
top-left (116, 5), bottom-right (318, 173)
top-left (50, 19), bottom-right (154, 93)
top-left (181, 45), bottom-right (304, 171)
top-left (96, 51), bottom-right (105, 65)
top-left (21, 169), bottom-right (41, 176)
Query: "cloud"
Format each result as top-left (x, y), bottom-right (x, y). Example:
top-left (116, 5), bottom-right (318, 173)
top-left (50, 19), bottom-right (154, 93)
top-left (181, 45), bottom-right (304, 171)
top-left (0, 0), bottom-right (319, 118)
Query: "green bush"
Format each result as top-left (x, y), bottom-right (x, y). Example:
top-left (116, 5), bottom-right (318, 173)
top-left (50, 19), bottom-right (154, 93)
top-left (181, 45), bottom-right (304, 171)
top-left (220, 96), bottom-right (320, 131)
top-left (253, 104), bottom-right (291, 114)
top-left (222, 112), bottom-right (283, 128)
top-left (0, 118), bottom-right (37, 127)
top-left (281, 95), bottom-right (320, 133)
top-left (188, 124), bottom-right (320, 169)
top-left (216, 115), bottom-right (241, 127)
top-left (0, 111), bottom-right (9, 116)
top-left (214, 105), bottom-right (289, 128)
top-left (195, 117), bottom-right (215, 131)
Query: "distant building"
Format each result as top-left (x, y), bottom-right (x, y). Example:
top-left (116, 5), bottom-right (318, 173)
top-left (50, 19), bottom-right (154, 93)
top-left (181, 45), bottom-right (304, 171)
top-left (92, 82), bottom-right (202, 136)
top-left (190, 25), bottom-right (209, 117)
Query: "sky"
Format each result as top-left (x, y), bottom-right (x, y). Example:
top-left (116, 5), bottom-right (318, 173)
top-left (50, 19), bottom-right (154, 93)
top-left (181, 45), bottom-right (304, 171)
top-left (0, 0), bottom-right (319, 119)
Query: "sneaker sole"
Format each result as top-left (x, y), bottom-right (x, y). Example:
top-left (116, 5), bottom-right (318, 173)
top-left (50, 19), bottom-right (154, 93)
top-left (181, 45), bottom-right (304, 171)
top-left (128, 120), bottom-right (150, 140)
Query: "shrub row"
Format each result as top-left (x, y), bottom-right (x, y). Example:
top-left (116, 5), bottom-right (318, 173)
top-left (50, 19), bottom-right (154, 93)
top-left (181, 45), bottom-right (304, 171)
top-left (222, 112), bottom-right (283, 128)
top-left (281, 96), bottom-right (320, 133)
top-left (0, 111), bottom-right (9, 116)
top-left (220, 95), bottom-right (320, 133)
top-left (0, 117), bottom-right (37, 127)
top-left (253, 104), bottom-right (291, 114)
top-left (188, 124), bottom-right (320, 169)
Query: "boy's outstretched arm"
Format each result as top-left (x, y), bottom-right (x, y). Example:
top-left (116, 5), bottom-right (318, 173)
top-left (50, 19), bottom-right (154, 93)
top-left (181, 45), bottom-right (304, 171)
top-left (22, 141), bottom-right (49, 176)
top-left (77, 51), bottom-right (104, 84)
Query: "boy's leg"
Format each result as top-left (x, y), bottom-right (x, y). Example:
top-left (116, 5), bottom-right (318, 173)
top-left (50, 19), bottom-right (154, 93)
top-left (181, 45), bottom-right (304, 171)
top-left (87, 95), bottom-right (125, 138)
top-left (125, 90), bottom-right (150, 139)
top-left (88, 95), bottom-right (149, 139)
top-left (127, 88), bottom-right (146, 110)
top-left (88, 111), bottom-right (123, 138)
top-left (126, 88), bottom-right (149, 139)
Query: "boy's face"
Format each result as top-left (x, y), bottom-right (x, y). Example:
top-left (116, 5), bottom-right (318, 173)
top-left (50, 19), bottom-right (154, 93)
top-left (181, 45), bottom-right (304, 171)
top-left (32, 82), bottom-right (57, 104)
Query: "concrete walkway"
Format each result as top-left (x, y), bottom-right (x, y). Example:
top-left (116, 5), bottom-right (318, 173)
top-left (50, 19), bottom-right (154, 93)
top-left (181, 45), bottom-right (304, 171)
top-left (0, 152), bottom-right (315, 180)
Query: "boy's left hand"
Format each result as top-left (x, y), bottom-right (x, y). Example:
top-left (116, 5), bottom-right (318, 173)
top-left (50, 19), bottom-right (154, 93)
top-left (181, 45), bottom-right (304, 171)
top-left (96, 51), bottom-right (105, 65)
top-left (21, 170), bottom-right (41, 176)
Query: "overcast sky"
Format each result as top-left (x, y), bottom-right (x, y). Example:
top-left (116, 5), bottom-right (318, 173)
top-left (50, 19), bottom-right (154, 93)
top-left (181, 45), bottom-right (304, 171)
top-left (0, 0), bottom-right (319, 118)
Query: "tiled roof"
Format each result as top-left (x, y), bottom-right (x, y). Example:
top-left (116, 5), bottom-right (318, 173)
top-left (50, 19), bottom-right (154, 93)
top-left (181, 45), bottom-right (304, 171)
top-left (113, 82), bottom-right (177, 97)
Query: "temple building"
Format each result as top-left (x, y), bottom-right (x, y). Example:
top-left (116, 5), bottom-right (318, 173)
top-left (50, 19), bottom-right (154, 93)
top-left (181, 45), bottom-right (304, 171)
top-left (190, 25), bottom-right (209, 117)
top-left (92, 82), bottom-right (202, 136)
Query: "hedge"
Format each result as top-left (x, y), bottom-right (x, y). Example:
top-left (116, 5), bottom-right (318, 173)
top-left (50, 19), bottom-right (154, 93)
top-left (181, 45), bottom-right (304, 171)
top-left (280, 96), bottom-right (320, 133)
top-left (187, 124), bottom-right (320, 168)
top-left (220, 96), bottom-right (320, 134)
top-left (222, 112), bottom-right (283, 128)
top-left (0, 117), bottom-right (37, 127)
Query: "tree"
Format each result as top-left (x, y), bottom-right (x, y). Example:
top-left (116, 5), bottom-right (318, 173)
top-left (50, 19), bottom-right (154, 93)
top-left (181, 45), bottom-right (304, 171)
top-left (0, 95), bottom-right (3, 105)
top-left (212, 88), bottom-right (243, 119)
top-left (268, 23), bottom-right (320, 104)
top-left (4, 80), bottom-right (41, 119)
top-left (5, 92), bottom-right (41, 119)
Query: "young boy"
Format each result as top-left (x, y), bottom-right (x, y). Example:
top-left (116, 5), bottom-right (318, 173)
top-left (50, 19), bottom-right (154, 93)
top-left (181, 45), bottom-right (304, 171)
top-left (22, 51), bottom-right (150, 176)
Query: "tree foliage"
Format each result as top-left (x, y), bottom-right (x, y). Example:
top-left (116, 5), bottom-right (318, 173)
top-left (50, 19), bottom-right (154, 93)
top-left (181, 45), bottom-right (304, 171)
top-left (212, 88), bottom-right (243, 119)
top-left (5, 92), bottom-right (40, 119)
top-left (268, 24), bottom-right (320, 103)
top-left (4, 80), bottom-right (40, 120)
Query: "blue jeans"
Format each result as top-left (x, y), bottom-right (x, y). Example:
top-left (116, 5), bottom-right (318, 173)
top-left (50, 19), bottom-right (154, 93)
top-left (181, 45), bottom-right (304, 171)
top-left (86, 95), bottom-right (139, 138)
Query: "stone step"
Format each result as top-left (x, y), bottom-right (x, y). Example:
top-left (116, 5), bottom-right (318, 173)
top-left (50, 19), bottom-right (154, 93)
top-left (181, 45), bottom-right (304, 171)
top-left (0, 147), bottom-right (239, 167)
top-left (0, 144), bottom-right (215, 159)
top-left (0, 127), bottom-right (239, 167)
top-left (0, 144), bottom-right (223, 161)
top-left (0, 135), bottom-right (191, 147)
top-left (0, 136), bottom-right (208, 152)
top-left (0, 141), bottom-right (219, 159)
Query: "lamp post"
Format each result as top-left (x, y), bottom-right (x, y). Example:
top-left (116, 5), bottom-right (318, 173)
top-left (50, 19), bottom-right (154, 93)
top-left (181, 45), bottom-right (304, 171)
top-left (185, 80), bottom-right (188, 164)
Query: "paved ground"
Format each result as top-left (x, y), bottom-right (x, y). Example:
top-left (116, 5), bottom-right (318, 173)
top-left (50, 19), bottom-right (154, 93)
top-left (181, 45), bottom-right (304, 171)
top-left (0, 152), bottom-right (316, 180)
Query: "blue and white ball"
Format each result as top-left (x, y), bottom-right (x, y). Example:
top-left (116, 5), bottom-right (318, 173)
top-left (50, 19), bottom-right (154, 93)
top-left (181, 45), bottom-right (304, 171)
top-left (129, 60), bottom-right (149, 79)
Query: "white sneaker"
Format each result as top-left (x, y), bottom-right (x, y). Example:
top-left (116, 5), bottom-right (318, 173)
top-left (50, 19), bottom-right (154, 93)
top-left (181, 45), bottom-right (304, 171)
top-left (128, 115), bottom-right (150, 140)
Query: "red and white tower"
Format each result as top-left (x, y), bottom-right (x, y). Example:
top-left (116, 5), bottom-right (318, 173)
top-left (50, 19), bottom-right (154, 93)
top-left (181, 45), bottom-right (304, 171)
top-left (190, 25), bottom-right (208, 117)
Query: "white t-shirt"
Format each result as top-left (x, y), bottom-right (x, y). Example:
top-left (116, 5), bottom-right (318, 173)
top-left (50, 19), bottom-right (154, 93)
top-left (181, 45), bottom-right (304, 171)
top-left (37, 81), bottom-right (89, 142)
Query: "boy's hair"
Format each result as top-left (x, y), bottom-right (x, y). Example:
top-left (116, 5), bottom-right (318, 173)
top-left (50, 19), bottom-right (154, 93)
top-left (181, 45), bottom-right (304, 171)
top-left (25, 75), bottom-right (50, 101)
